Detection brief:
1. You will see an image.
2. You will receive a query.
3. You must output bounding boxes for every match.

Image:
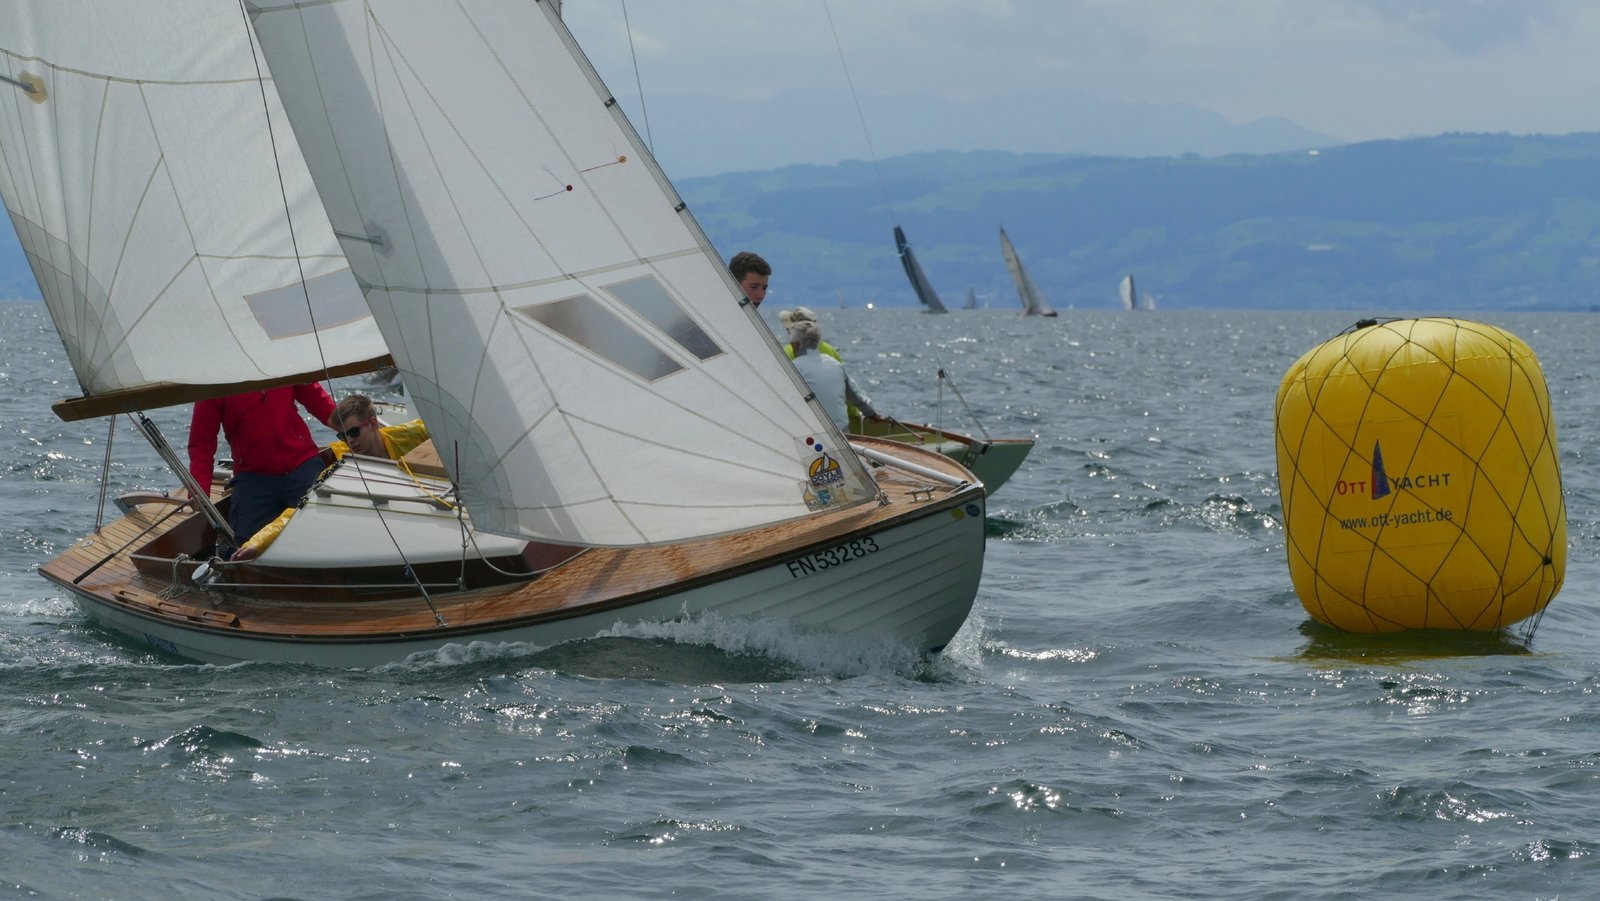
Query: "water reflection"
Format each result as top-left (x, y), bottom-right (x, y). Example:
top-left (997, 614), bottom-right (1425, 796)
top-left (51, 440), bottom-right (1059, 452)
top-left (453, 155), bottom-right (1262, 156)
top-left (1293, 620), bottom-right (1536, 663)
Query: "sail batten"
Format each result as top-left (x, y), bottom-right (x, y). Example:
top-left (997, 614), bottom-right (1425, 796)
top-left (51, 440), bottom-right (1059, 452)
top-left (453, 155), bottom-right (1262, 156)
top-left (250, 0), bottom-right (874, 548)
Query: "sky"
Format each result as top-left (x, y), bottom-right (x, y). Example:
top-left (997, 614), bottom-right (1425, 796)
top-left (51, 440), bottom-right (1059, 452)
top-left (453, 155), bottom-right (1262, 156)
top-left (562, 0), bottom-right (1600, 173)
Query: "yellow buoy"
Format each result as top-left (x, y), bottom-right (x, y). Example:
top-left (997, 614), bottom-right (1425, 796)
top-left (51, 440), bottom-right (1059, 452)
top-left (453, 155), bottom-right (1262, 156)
top-left (1274, 318), bottom-right (1565, 632)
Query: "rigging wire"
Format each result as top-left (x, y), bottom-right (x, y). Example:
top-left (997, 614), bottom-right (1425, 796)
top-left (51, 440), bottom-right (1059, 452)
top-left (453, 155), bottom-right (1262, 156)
top-left (235, 0), bottom-right (337, 397)
top-left (94, 415), bottom-right (116, 531)
top-left (235, 0), bottom-right (446, 621)
top-left (821, 0), bottom-right (895, 222)
top-left (821, 0), bottom-right (990, 439)
top-left (620, 0), bottom-right (655, 153)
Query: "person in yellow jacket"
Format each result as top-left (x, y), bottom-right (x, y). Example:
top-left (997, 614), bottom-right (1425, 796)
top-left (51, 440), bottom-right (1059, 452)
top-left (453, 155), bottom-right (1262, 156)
top-left (328, 393), bottom-right (431, 461)
top-left (231, 393), bottom-right (431, 561)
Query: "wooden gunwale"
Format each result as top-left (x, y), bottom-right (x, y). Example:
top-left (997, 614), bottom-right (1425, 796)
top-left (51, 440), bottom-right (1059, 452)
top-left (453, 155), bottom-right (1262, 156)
top-left (858, 417), bottom-right (1033, 456)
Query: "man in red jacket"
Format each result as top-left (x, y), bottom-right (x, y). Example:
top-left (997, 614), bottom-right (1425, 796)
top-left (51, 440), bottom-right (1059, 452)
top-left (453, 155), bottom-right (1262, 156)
top-left (187, 383), bottom-right (338, 553)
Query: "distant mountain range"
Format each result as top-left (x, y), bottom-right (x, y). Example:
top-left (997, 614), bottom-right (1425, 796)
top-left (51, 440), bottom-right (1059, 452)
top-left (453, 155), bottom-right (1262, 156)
top-left (627, 89), bottom-right (1338, 178)
top-left (6, 132), bottom-right (1600, 312)
top-left (681, 132), bottom-right (1600, 312)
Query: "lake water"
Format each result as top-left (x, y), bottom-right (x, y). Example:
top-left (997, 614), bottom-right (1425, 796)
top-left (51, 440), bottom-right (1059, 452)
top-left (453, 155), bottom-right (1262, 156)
top-left (2, 303), bottom-right (1597, 899)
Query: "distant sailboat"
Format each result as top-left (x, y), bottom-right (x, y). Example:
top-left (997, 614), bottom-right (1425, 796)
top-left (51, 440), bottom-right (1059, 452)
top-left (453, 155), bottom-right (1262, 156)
top-left (894, 226), bottom-right (949, 314)
top-left (854, 416), bottom-right (1034, 494)
top-left (964, 288), bottom-right (978, 310)
top-left (998, 227), bottom-right (1058, 317)
top-left (1120, 273), bottom-right (1157, 311)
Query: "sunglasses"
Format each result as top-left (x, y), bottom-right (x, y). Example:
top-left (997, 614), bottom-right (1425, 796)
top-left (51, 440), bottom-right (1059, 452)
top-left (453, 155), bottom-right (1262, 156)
top-left (338, 419), bottom-right (372, 442)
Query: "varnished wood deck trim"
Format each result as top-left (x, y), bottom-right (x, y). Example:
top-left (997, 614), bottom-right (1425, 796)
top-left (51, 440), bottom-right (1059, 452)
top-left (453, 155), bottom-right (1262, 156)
top-left (858, 418), bottom-right (1035, 451)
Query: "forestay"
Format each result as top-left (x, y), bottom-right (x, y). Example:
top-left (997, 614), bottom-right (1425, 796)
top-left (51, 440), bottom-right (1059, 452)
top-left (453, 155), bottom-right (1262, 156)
top-left (0, 2), bottom-right (388, 418)
top-left (249, 0), bottom-right (876, 547)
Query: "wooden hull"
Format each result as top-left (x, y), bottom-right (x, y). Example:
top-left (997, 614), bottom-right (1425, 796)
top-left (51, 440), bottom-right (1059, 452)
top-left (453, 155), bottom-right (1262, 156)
top-left (853, 419), bottom-right (1033, 493)
top-left (40, 438), bottom-right (986, 666)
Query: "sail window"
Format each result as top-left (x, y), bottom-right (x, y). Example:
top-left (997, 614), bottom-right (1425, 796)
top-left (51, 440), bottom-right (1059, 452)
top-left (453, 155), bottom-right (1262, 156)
top-left (515, 294), bottom-right (684, 381)
top-left (602, 275), bottom-right (723, 361)
top-left (245, 269), bottom-right (373, 339)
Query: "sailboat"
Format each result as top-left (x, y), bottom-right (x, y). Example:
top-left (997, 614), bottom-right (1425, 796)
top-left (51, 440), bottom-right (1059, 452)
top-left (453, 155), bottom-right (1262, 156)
top-left (2, 1), bottom-right (986, 666)
top-left (963, 288), bottom-right (978, 310)
top-left (1120, 274), bottom-right (1156, 311)
top-left (853, 415), bottom-right (1033, 493)
top-left (998, 227), bottom-right (1058, 317)
top-left (894, 226), bottom-right (949, 314)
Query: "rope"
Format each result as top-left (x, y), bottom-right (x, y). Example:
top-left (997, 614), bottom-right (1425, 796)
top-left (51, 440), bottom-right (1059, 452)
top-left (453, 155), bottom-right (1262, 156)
top-left (927, 365), bottom-right (993, 446)
top-left (157, 554), bottom-right (194, 600)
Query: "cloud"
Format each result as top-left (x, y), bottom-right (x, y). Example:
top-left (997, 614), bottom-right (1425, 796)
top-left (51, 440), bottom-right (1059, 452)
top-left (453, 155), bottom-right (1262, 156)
top-left (565, 0), bottom-right (1600, 164)
top-left (1349, 0), bottom-right (1582, 55)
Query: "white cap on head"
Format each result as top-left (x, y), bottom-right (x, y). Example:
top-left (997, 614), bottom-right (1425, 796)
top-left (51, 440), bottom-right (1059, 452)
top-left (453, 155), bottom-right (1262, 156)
top-left (778, 306), bottom-right (817, 329)
top-left (787, 319), bottom-right (821, 350)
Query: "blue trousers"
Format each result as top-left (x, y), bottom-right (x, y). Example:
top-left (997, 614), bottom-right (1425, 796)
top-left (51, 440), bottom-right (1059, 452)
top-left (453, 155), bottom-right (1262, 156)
top-left (227, 456), bottom-right (327, 548)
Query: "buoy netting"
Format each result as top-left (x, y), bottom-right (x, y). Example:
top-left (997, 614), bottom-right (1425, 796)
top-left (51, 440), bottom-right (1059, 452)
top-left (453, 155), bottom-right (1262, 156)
top-left (1274, 318), bottom-right (1565, 632)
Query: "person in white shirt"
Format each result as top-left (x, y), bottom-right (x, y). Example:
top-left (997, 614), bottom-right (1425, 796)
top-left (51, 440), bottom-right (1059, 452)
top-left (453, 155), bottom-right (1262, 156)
top-left (786, 319), bottom-right (879, 432)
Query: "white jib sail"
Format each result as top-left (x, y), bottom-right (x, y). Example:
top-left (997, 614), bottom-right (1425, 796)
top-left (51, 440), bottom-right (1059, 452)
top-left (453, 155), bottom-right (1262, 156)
top-left (0, 2), bottom-right (386, 407)
top-left (249, 0), bottom-right (876, 547)
top-left (999, 227), bottom-right (1056, 316)
top-left (1119, 275), bottom-right (1136, 310)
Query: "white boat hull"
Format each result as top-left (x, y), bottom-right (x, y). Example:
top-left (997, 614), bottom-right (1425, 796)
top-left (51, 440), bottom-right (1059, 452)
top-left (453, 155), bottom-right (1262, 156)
top-left (64, 487), bottom-right (986, 667)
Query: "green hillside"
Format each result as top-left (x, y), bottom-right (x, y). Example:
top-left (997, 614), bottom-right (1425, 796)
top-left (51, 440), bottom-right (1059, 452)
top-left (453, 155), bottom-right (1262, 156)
top-left (683, 133), bottom-right (1600, 312)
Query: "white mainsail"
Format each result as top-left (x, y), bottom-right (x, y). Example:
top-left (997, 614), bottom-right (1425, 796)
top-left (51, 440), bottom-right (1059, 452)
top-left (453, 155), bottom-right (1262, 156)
top-left (0, 2), bottom-right (388, 419)
top-left (249, 0), bottom-right (876, 547)
top-left (998, 227), bottom-right (1057, 317)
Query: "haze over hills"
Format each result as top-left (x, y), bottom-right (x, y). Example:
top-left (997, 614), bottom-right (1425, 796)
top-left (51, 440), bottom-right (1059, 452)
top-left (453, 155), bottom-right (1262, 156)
top-left (683, 132), bottom-right (1600, 313)
top-left (6, 132), bottom-right (1600, 313)
top-left (629, 89), bottom-right (1337, 178)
